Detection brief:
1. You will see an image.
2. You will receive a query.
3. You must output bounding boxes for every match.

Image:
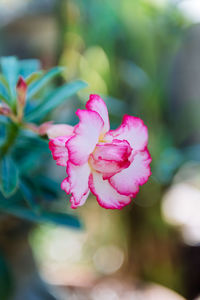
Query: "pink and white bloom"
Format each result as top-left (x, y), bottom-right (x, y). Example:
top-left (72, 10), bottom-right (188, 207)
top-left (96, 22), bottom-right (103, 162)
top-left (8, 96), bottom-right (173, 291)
top-left (48, 94), bottom-right (151, 209)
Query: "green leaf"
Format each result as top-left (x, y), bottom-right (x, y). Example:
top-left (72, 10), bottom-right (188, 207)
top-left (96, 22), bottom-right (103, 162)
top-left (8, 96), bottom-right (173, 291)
top-left (0, 156), bottom-right (19, 197)
top-left (35, 176), bottom-right (60, 193)
top-left (17, 151), bottom-right (42, 174)
top-left (27, 66), bottom-right (65, 99)
top-left (33, 176), bottom-right (60, 201)
top-left (0, 204), bottom-right (82, 229)
top-left (25, 71), bottom-right (43, 86)
top-left (0, 116), bottom-right (9, 125)
top-left (0, 57), bottom-right (19, 99)
top-left (19, 59), bottom-right (41, 78)
top-left (19, 180), bottom-right (40, 213)
top-left (0, 74), bottom-right (9, 91)
top-left (0, 75), bottom-right (10, 104)
top-left (26, 80), bottom-right (87, 121)
top-left (0, 93), bottom-right (9, 105)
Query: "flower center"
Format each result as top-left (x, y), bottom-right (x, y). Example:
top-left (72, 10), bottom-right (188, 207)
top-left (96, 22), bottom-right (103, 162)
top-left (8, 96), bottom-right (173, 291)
top-left (89, 139), bottom-right (132, 179)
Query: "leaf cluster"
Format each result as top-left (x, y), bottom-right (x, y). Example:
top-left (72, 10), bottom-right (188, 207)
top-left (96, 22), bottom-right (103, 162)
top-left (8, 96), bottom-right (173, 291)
top-left (0, 56), bottom-right (87, 228)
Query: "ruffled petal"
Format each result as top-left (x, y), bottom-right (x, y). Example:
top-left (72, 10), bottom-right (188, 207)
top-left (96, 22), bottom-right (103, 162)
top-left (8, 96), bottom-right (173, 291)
top-left (105, 115), bottom-right (148, 151)
top-left (49, 136), bottom-right (71, 167)
top-left (89, 171), bottom-right (131, 209)
top-left (109, 149), bottom-right (152, 197)
top-left (61, 162), bottom-right (91, 208)
top-left (89, 139), bottom-right (132, 178)
top-left (67, 109), bottom-right (104, 165)
top-left (86, 94), bottom-right (110, 134)
top-left (70, 190), bottom-right (90, 209)
top-left (47, 124), bottom-right (74, 139)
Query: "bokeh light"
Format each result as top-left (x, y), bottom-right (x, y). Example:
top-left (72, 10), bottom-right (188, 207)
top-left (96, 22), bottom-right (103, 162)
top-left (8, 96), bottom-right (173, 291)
top-left (92, 245), bottom-right (124, 275)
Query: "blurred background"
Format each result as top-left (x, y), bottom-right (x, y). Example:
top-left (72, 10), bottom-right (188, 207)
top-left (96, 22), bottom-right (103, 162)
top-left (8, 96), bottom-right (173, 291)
top-left (0, 0), bottom-right (200, 299)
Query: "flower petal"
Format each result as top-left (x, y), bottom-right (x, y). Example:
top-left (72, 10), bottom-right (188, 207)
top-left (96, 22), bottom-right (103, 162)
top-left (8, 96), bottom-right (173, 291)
top-left (105, 115), bottom-right (148, 151)
top-left (109, 149), bottom-right (152, 196)
top-left (38, 121), bottom-right (53, 136)
top-left (49, 136), bottom-right (71, 166)
top-left (89, 139), bottom-right (132, 178)
top-left (67, 109), bottom-right (104, 165)
top-left (86, 94), bottom-right (110, 134)
top-left (89, 171), bottom-right (131, 209)
top-left (93, 139), bottom-right (132, 161)
top-left (47, 124), bottom-right (74, 139)
top-left (61, 162), bottom-right (91, 208)
top-left (70, 190), bottom-right (90, 209)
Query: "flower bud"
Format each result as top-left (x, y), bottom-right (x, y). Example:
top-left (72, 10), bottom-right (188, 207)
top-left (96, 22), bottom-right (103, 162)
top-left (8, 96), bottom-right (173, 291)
top-left (16, 76), bottom-right (27, 121)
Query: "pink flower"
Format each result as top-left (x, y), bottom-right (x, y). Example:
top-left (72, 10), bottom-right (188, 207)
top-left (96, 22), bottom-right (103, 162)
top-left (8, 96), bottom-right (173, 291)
top-left (48, 95), bottom-right (151, 209)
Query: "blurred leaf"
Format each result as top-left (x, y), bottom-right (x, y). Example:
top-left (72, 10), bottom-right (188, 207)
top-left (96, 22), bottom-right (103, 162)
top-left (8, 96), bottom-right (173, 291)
top-left (0, 124), bottom-right (6, 144)
top-left (34, 176), bottom-right (60, 201)
top-left (0, 252), bottom-right (13, 300)
top-left (0, 116), bottom-right (9, 125)
top-left (26, 80), bottom-right (87, 121)
top-left (0, 75), bottom-right (9, 90)
top-left (14, 136), bottom-right (49, 177)
top-left (40, 211), bottom-right (82, 229)
top-left (0, 75), bottom-right (9, 103)
top-left (0, 93), bottom-right (9, 106)
top-left (0, 203), bottom-right (82, 229)
top-left (14, 132), bottom-right (49, 167)
top-left (0, 57), bottom-right (19, 99)
top-left (155, 147), bottom-right (183, 183)
top-left (25, 71), bottom-right (43, 86)
top-left (19, 59), bottom-right (41, 78)
top-left (0, 189), bottom-right (25, 208)
top-left (27, 66), bottom-right (65, 99)
top-left (17, 151), bottom-right (43, 174)
top-left (19, 180), bottom-right (40, 213)
top-left (0, 156), bottom-right (19, 197)
top-left (15, 130), bottom-right (48, 150)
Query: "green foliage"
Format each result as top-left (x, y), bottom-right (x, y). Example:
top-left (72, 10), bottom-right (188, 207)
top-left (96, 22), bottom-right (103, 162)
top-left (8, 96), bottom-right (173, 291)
top-left (27, 66), bottom-right (64, 99)
top-left (0, 202), bottom-right (81, 229)
top-left (0, 252), bottom-right (13, 300)
top-left (0, 56), bottom-right (86, 228)
top-left (26, 80), bottom-right (87, 121)
top-left (0, 57), bottom-right (19, 101)
top-left (0, 156), bottom-right (19, 197)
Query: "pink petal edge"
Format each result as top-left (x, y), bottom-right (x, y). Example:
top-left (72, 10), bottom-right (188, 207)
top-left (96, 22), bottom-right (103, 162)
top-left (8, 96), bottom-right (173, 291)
top-left (61, 162), bottom-right (91, 208)
top-left (105, 115), bottom-right (148, 151)
top-left (66, 109), bottom-right (104, 165)
top-left (89, 171), bottom-right (132, 209)
top-left (109, 148), bottom-right (152, 197)
top-left (86, 94), bottom-right (110, 134)
top-left (49, 135), bottom-right (71, 167)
